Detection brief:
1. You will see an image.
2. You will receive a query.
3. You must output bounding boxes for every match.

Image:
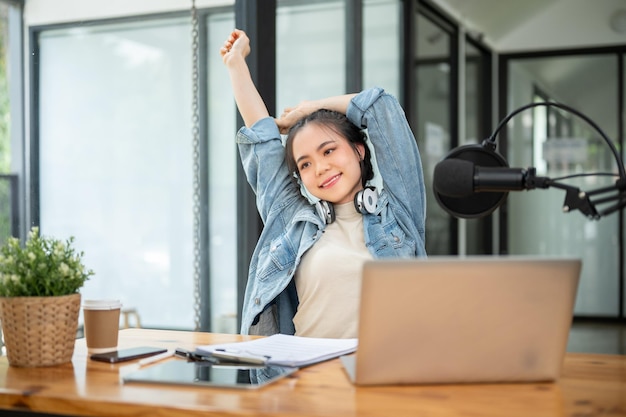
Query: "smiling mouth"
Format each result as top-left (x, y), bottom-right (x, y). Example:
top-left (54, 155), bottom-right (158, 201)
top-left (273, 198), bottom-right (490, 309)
top-left (320, 174), bottom-right (341, 189)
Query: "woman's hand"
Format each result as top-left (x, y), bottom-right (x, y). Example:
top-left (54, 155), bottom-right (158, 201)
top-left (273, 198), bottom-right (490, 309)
top-left (275, 94), bottom-right (357, 134)
top-left (275, 100), bottom-right (318, 134)
top-left (220, 29), bottom-right (250, 65)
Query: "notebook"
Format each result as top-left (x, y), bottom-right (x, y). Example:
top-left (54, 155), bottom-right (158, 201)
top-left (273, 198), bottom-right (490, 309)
top-left (341, 256), bottom-right (581, 385)
top-left (196, 333), bottom-right (357, 367)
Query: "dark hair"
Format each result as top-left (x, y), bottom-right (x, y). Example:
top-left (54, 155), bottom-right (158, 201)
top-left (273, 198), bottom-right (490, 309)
top-left (285, 109), bottom-right (373, 187)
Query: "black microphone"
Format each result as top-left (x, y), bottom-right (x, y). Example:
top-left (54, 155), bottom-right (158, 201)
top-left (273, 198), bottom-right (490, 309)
top-left (432, 142), bottom-right (555, 219)
top-left (434, 159), bottom-right (531, 198)
top-left (432, 102), bottom-right (626, 220)
top-left (432, 142), bottom-right (511, 219)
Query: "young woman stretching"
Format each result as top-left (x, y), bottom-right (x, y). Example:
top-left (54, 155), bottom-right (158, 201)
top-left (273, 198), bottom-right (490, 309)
top-left (221, 29), bottom-right (427, 338)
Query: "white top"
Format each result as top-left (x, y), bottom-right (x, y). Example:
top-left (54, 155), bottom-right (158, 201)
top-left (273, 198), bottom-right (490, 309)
top-left (293, 202), bottom-right (373, 338)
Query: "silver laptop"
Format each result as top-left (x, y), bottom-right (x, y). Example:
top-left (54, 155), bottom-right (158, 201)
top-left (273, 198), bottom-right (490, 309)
top-left (341, 256), bottom-right (581, 385)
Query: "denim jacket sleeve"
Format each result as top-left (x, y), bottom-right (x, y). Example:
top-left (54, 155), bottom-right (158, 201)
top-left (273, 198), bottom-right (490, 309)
top-left (235, 117), bottom-right (305, 222)
top-left (347, 87), bottom-right (427, 243)
top-left (236, 117), bottom-right (321, 335)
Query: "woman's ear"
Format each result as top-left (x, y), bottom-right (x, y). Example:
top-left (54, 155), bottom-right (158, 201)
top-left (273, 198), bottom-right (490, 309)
top-left (356, 143), bottom-right (366, 160)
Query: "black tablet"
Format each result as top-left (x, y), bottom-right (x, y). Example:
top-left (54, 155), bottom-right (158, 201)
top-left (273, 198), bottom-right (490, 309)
top-left (122, 360), bottom-right (298, 389)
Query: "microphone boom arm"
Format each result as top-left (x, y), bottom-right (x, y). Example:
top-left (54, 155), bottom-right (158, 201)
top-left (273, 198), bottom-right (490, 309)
top-left (543, 177), bottom-right (626, 220)
top-left (547, 181), bottom-right (599, 219)
top-left (486, 101), bottom-right (626, 220)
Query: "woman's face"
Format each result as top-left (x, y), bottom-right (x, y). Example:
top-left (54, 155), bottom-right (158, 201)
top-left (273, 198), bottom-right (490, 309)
top-left (292, 123), bottom-right (365, 205)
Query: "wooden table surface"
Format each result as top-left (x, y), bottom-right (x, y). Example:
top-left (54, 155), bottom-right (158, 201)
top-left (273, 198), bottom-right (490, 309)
top-left (1, 328), bottom-right (625, 417)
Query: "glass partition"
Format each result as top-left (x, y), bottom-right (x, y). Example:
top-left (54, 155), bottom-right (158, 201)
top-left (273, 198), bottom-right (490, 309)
top-left (415, 12), bottom-right (453, 255)
top-left (464, 40), bottom-right (491, 255)
top-left (507, 54), bottom-right (620, 317)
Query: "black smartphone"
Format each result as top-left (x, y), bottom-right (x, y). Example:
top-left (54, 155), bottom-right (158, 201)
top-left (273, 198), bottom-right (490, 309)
top-left (90, 346), bottom-right (167, 363)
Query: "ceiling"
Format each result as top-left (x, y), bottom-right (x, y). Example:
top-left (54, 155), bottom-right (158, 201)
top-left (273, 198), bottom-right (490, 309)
top-left (430, 0), bottom-right (626, 52)
top-left (428, 0), bottom-right (626, 140)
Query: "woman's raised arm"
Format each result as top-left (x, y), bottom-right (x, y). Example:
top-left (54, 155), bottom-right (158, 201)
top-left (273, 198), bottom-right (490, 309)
top-left (220, 29), bottom-right (270, 128)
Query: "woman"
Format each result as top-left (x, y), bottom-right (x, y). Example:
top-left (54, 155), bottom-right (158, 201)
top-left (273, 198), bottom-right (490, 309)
top-left (221, 29), bottom-right (426, 338)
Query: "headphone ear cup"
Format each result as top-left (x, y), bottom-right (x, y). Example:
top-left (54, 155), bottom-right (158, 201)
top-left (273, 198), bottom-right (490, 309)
top-left (315, 200), bottom-right (336, 224)
top-left (354, 187), bottom-right (378, 214)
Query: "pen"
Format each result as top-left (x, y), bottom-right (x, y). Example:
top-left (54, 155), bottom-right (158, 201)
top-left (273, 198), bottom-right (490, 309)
top-left (174, 347), bottom-right (219, 363)
top-left (212, 349), bottom-right (270, 365)
top-left (137, 350), bottom-right (174, 367)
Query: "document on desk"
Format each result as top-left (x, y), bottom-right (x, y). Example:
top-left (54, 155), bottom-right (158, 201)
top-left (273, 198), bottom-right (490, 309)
top-left (197, 334), bottom-right (358, 368)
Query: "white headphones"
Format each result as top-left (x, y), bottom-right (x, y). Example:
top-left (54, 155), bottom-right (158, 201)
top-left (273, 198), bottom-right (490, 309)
top-left (313, 186), bottom-right (378, 225)
top-left (354, 186), bottom-right (378, 215)
top-left (315, 200), bottom-right (336, 224)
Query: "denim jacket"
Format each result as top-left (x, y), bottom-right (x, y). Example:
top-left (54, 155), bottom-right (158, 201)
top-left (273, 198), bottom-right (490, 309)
top-left (236, 87), bottom-right (427, 335)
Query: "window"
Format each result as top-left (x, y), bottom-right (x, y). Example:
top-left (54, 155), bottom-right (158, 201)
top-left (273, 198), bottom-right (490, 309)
top-left (36, 16), bottom-right (197, 329)
top-left (0, 1), bottom-right (20, 245)
top-left (363, 0), bottom-right (401, 96)
top-left (276, 0), bottom-right (346, 109)
top-left (0, 3), bottom-right (10, 175)
top-left (206, 11), bottom-right (238, 333)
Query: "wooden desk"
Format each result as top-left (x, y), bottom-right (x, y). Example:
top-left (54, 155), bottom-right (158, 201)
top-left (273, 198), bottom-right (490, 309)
top-left (1, 329), bottom-right (625, 417)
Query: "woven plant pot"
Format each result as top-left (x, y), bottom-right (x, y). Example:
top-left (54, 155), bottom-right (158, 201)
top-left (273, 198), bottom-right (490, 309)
top-left (0, 293), bottom-right (81, 367)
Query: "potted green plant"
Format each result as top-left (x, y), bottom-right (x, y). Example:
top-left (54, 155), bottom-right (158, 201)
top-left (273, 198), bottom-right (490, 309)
top-left (0, 227), bottom-right (94, 367)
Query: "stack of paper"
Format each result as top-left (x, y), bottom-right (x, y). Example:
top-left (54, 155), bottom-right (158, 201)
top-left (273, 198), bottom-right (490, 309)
top-left (197, 334), bottom-right (358, 367)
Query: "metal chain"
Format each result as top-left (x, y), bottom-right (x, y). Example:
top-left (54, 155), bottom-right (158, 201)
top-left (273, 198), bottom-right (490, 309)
top-left (191, 0), bottom-right (201, 332)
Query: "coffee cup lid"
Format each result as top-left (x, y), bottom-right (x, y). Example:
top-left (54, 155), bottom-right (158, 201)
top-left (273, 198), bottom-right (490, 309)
top-left (82, 299), bottom-right (122, 310)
